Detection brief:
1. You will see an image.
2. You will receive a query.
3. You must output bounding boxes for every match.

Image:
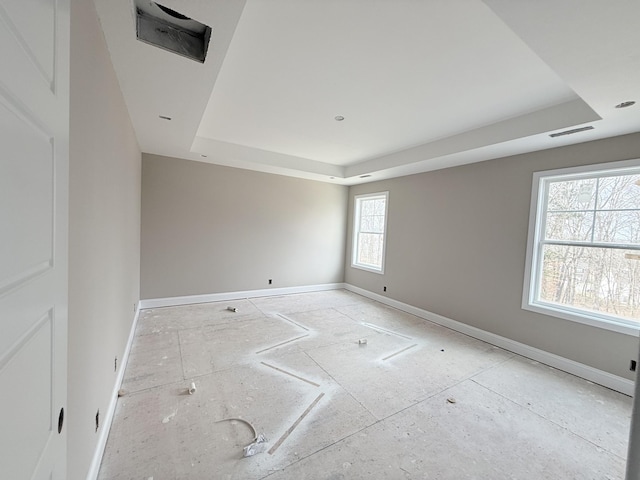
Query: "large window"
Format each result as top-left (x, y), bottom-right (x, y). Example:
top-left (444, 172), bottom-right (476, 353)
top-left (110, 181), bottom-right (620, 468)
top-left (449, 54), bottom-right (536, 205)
top-left (523, 160), bottom-right (640, 334)
top-left (352, 192), bottom-right (388, 273)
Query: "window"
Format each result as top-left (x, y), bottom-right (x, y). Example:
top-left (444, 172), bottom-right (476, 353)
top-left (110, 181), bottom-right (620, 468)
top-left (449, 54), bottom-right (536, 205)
top-left (523, 159), bottom-right (640, 334)
top-left (352, 192), bottom-right (389, 273)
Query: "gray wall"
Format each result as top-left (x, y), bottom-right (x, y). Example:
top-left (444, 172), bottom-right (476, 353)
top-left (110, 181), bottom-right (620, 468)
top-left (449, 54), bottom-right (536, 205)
top-left (141, 154), bottom-right (347, 299)
top-left (346, 133), bottom-right (640, 380)
top-left (68, 0), bottom-right (141, 478)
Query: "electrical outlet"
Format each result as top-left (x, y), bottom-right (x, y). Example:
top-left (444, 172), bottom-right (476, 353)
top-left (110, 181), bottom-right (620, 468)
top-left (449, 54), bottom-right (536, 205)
top-left (631, 360), bottom-right (637, 372)
top-left (133, 303), bottom-right (136, 313)
top-left (95, 409), bottom-right (100, 432)
top-left (114, 356), bottom-right (117, 372)
top-left (268, 279), bottom-right (272, 285)
top-left (383, 286), bottom-right (387, 292)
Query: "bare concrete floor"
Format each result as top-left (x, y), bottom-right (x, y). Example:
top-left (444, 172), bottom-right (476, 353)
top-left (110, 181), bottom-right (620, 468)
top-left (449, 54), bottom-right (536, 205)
top-left (99, 290), bottom-right (632, 479)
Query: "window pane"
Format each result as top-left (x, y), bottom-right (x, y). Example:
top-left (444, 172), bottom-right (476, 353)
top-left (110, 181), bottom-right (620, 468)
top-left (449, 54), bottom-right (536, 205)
top-left (547, 178), bottom-right (596, 211)
top-left (361, 199), bottom-right (375, 216)
top-left (544, 211), bottom-right (593, 242)
top-left (539, 244), bottom-right (640, 323)
top-left (594, 210), bottom-right (640, 245)
top-left (372, 214), bottom-right (385, 233)
top-left (373, 198), bottom-right (386, 215)
top-left (597, 174), bottom-right (640, 210)
top-left (360, 215), bottom-right (374, 232)
top-left (357, 232), bottom-right (383, 268)
top-left (360, 214), bottom-right (385, 233)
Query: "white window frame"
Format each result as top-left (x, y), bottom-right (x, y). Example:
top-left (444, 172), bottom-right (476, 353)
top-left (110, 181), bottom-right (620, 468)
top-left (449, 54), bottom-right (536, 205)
top-left (352, 191), bottom-right (389, 274)
top-left (523, 158), bottom-right (640, 336)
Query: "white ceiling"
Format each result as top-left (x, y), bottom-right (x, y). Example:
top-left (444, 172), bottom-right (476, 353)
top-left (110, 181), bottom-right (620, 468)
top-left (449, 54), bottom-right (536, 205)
top-left (94, 0), bottom-right (640, 185)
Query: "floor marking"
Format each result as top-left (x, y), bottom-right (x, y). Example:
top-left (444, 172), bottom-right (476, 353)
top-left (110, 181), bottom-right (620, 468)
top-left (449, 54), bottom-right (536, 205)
top-left (255, 334), bottom-right (309, 354)
top-left (382, 343), bottom-right (418, 361)
top-left (260, 362), bottom-right (320, 387)
top-left (362, 322), bottom-right (412, 340)
top-left (276, 313), bottom-right (310, 331)
top-left (268, 393), bottom-right (325, 455)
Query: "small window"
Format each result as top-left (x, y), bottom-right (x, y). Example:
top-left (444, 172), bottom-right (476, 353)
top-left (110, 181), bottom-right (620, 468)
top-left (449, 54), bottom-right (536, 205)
top-left (523, 159), bottom-right (640, 334)
top-left (352, 192), bottom-right (389, 273)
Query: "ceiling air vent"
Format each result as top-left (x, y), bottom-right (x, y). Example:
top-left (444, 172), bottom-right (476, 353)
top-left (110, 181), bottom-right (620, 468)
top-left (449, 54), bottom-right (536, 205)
top-left (549, 126), bottom-right (594, 138)
top-left (134, 0), bottom-right (211, 63)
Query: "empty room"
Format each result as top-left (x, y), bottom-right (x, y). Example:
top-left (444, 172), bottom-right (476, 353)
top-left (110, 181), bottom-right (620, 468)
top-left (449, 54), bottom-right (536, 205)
top-left (2, 0), bottom-right (640, 479)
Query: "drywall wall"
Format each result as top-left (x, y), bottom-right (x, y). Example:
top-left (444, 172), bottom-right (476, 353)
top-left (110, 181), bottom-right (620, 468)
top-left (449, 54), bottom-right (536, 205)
top-left (141, 154), bottom-right (347, 299)
top-left (346, 133), bottom-right (640, 380)
top-left (68, 0), bottom-right (141, 478)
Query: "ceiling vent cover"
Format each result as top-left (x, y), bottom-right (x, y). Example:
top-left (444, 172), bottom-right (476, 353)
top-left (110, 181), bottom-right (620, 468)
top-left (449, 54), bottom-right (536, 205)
top-left (134, 0), bottom-right (211, 63)
top-left (549, 126), bottom-right (594, 138)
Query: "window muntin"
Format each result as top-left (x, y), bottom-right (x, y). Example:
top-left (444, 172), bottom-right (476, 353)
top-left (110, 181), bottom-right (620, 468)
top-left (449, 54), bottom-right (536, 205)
top-left (352, 192), bottom-right (388, 273)
top-left (524, 160), bottom-right (640, 334)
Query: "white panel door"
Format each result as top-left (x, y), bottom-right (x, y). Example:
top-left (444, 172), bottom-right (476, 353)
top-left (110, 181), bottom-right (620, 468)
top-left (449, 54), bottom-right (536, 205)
top-left (0, 0), bottom-right (69, 479)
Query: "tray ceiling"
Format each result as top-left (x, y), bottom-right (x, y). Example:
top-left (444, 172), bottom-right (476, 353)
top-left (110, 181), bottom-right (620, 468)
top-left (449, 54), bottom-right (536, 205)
top-left (94, 0), bottom-right (640, 184)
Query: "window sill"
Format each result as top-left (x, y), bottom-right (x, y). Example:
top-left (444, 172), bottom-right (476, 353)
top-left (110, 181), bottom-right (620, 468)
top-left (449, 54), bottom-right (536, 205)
top-left (522, 301), bottom-right (639, 336)
top-left (351, 263), bottom-right (385, 275)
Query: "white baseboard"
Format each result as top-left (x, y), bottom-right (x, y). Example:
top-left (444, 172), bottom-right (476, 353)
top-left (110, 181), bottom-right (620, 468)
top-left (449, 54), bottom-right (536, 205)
top-left (139, 283), bottom-right (347, 309)
top-left (86, 302), bottom-right (141, 480)
top-left (344, 284), bottom-right (634, 396)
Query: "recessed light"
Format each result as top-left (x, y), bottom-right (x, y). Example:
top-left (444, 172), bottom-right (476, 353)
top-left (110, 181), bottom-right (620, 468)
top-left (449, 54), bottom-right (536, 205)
top-left (159, 115), bottom-right (172, 120)
top-left (359, 174), bottom-right (371, 178)
top-left (615, 101), bottom-right (636, 109)
top-left (334, 115), bottom-right (344, 121)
